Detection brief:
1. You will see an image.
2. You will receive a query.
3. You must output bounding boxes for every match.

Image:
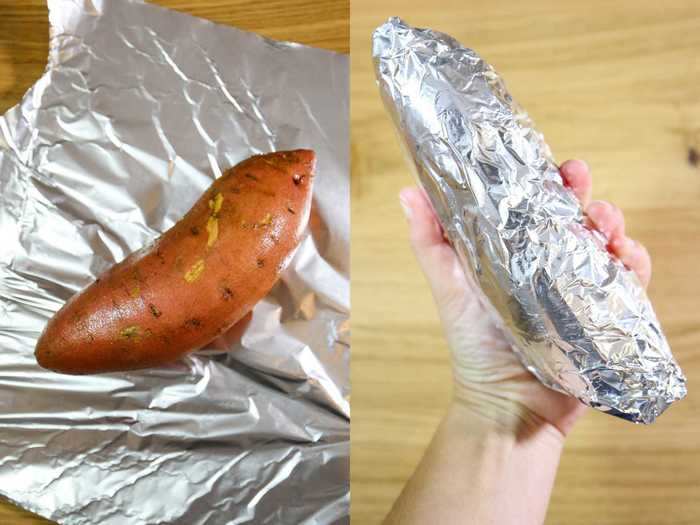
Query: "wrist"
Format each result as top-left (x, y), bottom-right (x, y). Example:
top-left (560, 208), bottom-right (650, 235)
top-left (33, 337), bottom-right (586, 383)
top-left (432, 401), bottom-right (566, 525)
top-left (448, 396), bottom-right (568, 448)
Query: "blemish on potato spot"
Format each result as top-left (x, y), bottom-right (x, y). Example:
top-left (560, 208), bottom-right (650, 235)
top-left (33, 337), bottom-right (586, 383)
top-left (206, 216), bottom-right (219, 248)
top-left (221, 286), bottom-right (234, 301)
top-left (190, 226), bottom-right (200, 236)
top-left (245, 173), bottom-right (259, 182)
top-left (293, 174), bottom-right (305, 185)
top-left (209, 192), bottom-right (224, 214)
top-left (120, 325), bottom-right (141, 340)
top-left (185, 318), bottom-right (202, 328)
top-left (149, 303), bottom-right (162, 318)
top-left (256, 258), bottom-right (265, 268)
top-left (205, 193), bottom-right (224, 248)
top-left (184, 259), bottom-right (205, 283)
top-left (287, 205), bottom-right (296, 214)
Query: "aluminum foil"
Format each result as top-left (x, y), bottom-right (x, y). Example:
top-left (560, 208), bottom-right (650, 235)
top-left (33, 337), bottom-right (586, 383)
top-left (373, 17), bottom-right (686, 424)
top-left (0, 1), bottom-right (349, 523)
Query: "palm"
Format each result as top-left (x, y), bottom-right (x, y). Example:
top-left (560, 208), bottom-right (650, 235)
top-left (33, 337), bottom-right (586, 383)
top-left (429, 241), bottom-right (585, 436)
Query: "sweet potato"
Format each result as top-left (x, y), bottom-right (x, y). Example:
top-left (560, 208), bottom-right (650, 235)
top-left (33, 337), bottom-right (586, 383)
top-left (35, 150), bottom-right (315, 374)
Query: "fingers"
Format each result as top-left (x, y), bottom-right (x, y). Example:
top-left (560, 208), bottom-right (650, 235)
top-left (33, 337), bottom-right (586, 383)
top-left (609, 236), bottom-right (652, 287)
top-left (586, 200), bottom-right (625, 241)
top-left (561, 159), bottom-right (652, 287)
top-left (586, 199), bottom-right (651, 287)
top-left (559, 159), bottom-right (592, 207)
top-left (399, 187), bottom-right (465, 299)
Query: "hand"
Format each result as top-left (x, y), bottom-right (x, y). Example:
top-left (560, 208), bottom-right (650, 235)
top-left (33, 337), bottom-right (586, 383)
top-left (399, 160), bottom-right (652, 439)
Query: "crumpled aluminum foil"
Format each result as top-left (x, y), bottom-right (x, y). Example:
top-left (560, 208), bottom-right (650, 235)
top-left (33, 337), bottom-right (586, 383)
top-left (373, 17), bottom-right (686, 424)
top-left (0, 1), bottom-right (348, 523)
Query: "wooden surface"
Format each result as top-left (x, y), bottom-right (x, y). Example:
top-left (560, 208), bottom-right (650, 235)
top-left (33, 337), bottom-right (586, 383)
top-left (351, 1), bottom-right (700, 524)
top-left (0, 0), bottom-right (348, 116)
top-left (0, 1), bottom-right (347, 523)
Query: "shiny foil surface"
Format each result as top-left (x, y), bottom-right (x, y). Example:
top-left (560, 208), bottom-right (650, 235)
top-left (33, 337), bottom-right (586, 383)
top-left (373, 17), bottom-right (685, 424)
top-left (0, 1), bottom-right (349, 523)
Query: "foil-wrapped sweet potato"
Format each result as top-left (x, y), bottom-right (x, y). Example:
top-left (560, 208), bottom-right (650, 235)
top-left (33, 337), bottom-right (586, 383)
top-left (373, 18), bottom-right (686, 423)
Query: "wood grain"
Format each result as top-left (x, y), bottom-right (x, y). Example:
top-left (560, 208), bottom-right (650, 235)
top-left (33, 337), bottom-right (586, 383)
top-left (0, 0), bottom-right (348, 114)
top-left (0, 1), bottom-right (347, 523)
top-left (351, 1), bottom-right (700, 524)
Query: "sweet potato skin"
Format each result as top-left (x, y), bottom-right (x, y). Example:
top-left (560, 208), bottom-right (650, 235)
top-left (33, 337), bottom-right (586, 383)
top-left (35, 150), bottom-right (315, 374)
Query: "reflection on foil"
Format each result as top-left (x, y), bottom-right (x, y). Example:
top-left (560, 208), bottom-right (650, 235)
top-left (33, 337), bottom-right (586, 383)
top-left (373, 17), bottom-right (685, 424)
top-left (0, 0), bottom-right (348, 523)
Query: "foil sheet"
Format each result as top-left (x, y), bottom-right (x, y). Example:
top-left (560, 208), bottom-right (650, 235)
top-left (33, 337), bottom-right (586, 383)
top-left (373, 17), bottom-right (686, 424)
top-left (0, 1), bottom-right (349, 523)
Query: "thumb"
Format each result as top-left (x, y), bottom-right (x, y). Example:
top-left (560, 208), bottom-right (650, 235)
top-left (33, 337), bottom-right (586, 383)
top-left (399, 187), bottom-right (465, 303)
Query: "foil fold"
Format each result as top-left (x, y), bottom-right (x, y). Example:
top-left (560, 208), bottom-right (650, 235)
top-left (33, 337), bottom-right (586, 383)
top-left (373, 17), bottom-right (685, 424)
top-left (0, 0), bottom-right (349, 523)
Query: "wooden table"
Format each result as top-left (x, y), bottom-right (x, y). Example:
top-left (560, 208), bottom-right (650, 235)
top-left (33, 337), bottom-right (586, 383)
top-left (351, 1), bottom-right (700, 524)
top-left (0, 1), bottom-right (347, 523)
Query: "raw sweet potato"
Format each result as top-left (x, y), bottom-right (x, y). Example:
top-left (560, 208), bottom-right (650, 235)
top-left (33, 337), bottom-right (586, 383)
top-left (35, 150), bottom-right (315, 374)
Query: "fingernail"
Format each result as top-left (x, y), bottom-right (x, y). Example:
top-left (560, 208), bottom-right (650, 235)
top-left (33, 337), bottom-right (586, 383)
top-left (399, 196), bottom-right (412, 221)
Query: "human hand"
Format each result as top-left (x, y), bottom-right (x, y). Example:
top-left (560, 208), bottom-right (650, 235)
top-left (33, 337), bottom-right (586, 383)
top-left (399, 160), bottom-right (652, 439)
